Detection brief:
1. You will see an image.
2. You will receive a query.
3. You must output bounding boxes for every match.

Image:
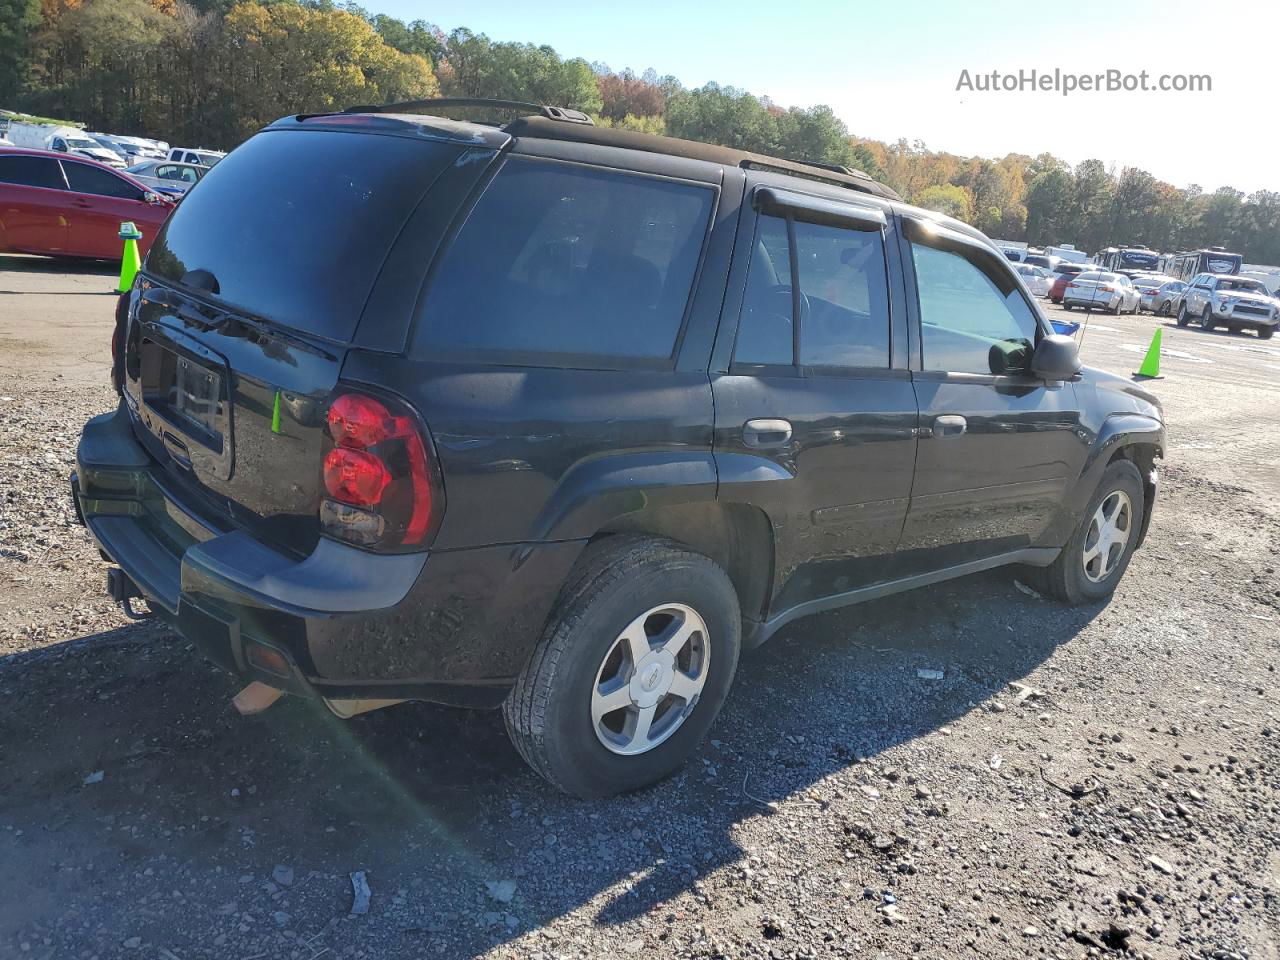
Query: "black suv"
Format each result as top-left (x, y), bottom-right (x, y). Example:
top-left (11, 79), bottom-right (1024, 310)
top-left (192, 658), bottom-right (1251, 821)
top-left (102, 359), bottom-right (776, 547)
top-left (73, 99), bottom-right (1165, 797)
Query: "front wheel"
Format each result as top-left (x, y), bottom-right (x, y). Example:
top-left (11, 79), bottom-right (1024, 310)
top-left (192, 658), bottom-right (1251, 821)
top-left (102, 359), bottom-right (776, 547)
top-left (503, 537), bottom-right (741, 797)
top-left (1019, 459), bottom-right (1145, 604)
top-left (1176, 302), bottom-right (1190, 326)
top-left (1110, 298), bottom-right (1122, 315)
top-left (1260, 325), bottom-right (1275, 340)
top-left (1062, 302), bottom-right (1073, 311)
top-left (1201, 308), bottom-right (1215, 332)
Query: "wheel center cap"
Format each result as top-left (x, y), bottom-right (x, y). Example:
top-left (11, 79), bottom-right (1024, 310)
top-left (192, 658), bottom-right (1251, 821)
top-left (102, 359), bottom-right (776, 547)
top-left (629, 651), bottom-right (675, 708)
top-left (640, 663), bottom-right (664, 691)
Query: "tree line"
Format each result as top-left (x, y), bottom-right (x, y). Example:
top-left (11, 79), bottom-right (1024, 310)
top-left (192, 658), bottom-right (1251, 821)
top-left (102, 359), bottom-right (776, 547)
top-left (4, 0), bottom-right (1279, 263)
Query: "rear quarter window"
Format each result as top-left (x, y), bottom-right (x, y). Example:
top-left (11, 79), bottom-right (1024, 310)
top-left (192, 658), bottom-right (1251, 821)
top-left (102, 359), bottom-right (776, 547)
top-left (418, 156), bottom-right (715, 367)
top-left (146, 130), bottom-right (462, 343)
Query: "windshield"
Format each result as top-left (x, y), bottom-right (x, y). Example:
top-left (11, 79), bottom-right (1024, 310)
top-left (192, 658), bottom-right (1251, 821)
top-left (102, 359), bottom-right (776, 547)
top-left (65, 137), bottom-right (100, 150)
top-left (147, 129), bottom-right (463, 343)
top-left (1219, 279), bottom-right (1267, 294)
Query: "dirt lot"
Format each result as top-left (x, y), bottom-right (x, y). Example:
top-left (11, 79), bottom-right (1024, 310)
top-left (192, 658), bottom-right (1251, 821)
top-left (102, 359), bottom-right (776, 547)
top-left (1, 253), bottom-right (1277, 960)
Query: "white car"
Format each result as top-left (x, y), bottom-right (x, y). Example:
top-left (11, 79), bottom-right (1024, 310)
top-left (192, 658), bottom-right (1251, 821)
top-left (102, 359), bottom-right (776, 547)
top-left (1014, 262), bottom-right (1054, 297)
top-left (1062, 271), bottom-right (1141, 314)
top-left (167, 146), bottom-right (226, 167)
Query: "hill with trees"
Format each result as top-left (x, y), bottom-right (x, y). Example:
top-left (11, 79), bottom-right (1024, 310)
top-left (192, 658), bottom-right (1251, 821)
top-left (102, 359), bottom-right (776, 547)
top-left (4, 0), bottom-right (1278, 261)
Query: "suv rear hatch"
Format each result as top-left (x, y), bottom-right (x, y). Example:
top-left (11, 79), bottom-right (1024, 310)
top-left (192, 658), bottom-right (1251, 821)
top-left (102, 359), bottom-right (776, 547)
top-left (122, 119), bottom-right (501, 556)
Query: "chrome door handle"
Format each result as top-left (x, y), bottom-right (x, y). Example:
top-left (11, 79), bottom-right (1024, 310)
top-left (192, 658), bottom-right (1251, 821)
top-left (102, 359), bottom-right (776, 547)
top-left (743, 418), bottom-right (792, 449)
top-left (932, 415), bottom-right (967, 438)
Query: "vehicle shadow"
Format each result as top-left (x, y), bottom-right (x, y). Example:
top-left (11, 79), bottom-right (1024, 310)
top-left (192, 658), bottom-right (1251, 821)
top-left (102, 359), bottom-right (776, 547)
top-left (0, 567), bottom-right (1102, 957)
top-left (0, 253), bottom-right (118, 277)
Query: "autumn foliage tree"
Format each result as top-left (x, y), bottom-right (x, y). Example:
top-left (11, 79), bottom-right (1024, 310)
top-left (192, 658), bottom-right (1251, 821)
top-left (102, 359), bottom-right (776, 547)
top-left (8, 0), bottom-right (1280, 261)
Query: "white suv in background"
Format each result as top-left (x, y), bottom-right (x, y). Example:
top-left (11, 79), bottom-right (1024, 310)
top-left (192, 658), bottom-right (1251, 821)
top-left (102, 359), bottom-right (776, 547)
top-left (1177, 274), bottom-right (1278, 338)
top-left (166, 147), bottom-right (226, 167)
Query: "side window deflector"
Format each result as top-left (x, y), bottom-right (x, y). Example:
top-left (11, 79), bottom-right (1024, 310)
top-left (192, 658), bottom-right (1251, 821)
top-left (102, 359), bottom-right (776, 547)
top-left (752, 186), bottom-right (886, 232)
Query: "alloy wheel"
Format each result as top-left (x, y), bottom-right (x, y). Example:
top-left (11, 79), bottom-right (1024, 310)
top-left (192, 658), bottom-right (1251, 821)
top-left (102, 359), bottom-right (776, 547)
top-left (1082, 490), bottom-right (1133, 584)
top-left (590, 603), bottom-right (711, 756)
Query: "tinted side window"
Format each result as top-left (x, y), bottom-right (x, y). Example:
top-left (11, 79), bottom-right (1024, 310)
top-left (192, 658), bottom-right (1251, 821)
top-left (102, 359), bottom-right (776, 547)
top-left (0, 155), bottom-right (66, 189)
top-left (734, 213), bottom-right (891, 369)
top-left (63, 162), bottom-right (142, 200)
top-left (911, 240), bottom-right (1040, 375)
top-left (421, 157), bottom-right (714, 364)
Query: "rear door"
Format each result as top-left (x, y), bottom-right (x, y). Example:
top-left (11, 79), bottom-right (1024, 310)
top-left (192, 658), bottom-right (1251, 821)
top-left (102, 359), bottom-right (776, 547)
top-left (711, 183), bottom-right (918, 616)
top-left (898, 216), bottom-right (1085, 571)
top-left (59, 160), bottom-right (154, 257)
top-left (0, 154), bottom-right (69, 254)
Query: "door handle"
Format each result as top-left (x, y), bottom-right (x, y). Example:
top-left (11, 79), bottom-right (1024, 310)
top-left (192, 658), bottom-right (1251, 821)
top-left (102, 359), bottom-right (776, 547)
top-left (743, 418), bottom-right (792, 449)
top-left (931, 415), bottom-right (967, 438)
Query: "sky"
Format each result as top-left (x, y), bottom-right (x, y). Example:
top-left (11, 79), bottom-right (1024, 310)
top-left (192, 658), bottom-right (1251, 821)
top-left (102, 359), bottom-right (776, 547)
top-left (372, 0), bottom-right (1279, 194)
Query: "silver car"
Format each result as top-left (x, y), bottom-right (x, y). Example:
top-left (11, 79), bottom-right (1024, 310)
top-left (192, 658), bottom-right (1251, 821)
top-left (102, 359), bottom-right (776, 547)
top-left (1176, 273), bottom-right (1277, 338)
top-left (1143, 279), bottom-right (1187, 315)
top-left (1062, 271), bottom-right (1141, 314)
top-left (124, 160), bottom-right (206, 197)
top-left (1130, 274), bottom-right (1181, 313)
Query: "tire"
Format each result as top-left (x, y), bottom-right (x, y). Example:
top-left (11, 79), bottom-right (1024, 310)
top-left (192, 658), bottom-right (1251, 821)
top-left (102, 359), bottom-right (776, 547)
top-left (1201, 307), bottom-right (1215, 332)
top-left (1176, 302), bottom-right (1189, 326)
top-left (1260, 325), bottom-right (1275, 340)
top-left (1062, 302), bottom-right (1073, 311)
top-left (503, 536), bottom-right (741, 797)
top-left (1110, 298), bottom-right (1121, 315)
top-left (1019, 459), bottom-right (1145, 605)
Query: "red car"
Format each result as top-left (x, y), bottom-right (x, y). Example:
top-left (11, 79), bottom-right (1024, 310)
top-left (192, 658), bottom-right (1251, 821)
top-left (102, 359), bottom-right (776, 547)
top-left (0, 147), bottom-right (175, 260)
top-left (1048, 265), bottom-right (1088, 303)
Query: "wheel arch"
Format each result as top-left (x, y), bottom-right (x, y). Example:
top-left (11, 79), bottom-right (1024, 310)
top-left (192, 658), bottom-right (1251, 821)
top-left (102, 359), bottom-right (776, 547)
top-left (1075, 415), bottom-right (1164, 548)
top-left (589, 501), bottom-right (776, 636)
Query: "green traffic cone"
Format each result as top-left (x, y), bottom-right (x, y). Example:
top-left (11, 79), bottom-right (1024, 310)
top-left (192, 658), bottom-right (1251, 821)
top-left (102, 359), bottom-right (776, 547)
top-left (1135, 327), bottom-right (1163, 378)
top-left (117, 221), bottom-right (143, 294)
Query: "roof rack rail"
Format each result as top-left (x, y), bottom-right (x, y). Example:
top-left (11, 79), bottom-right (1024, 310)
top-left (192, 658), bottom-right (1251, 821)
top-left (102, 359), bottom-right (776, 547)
top-left (342, 97), bottom-right (594, 125)
top-left (739, 158), bottom-right (877, 192)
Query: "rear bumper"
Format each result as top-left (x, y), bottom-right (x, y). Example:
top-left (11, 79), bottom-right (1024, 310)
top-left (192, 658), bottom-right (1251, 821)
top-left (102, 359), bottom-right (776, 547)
top-left (74, 403), bottom-right (584, 707)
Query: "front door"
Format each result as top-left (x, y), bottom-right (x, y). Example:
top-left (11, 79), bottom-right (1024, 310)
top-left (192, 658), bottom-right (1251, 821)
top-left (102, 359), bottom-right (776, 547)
top-left (712, 187), bottom-right (918, 620)
top-left (898, 218), bottom-right (1086, 571)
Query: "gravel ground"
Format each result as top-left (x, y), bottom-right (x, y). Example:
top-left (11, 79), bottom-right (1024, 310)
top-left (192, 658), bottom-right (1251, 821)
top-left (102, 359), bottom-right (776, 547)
top-left (1, 253), bottom-right (1277, 960)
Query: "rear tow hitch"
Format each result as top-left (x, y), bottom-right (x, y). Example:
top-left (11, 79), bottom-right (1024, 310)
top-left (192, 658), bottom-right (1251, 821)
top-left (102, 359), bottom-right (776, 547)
top-left (106, 568), bottom-right (151, 620)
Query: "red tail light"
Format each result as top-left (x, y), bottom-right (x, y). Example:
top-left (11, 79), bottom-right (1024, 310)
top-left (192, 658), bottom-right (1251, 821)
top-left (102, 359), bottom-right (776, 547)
top-left (323, 447), bottom-right (391, 506)
top-left (319, 389), bottom-right (441, 550)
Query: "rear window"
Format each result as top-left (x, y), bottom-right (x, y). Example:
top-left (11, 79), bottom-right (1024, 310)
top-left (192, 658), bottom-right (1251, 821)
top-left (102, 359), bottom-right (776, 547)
top-left (419, 156), bottom-right (715, 366)
top-left (0, 155), bottom-right (65, 190)
top-left (147, 130), bottom-right (460, 343)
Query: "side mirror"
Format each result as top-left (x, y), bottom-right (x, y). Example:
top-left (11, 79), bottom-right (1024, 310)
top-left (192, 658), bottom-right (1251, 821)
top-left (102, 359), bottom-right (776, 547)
top-left (1031, 334), bottom-right (1082, 381)
top-left (143, 191), bottom-right (164, 204)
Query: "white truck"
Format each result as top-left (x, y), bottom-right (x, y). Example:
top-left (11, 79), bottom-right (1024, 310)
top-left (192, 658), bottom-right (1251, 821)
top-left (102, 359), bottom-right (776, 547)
top-left (2, 120), bottom-right (126, 168)
top-left (1045, 244), bottom-right (1089, 265)
top-left (993, 239), bottom-right (1028, 262)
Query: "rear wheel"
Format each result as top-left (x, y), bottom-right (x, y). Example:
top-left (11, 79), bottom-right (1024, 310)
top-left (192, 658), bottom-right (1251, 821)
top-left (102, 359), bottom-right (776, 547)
top-left (1019, 459), bottom-right (1145, 604)
top-left (1110, 297), bottom-right (1122, 315)
top-left (503, 537), bottom-right (741, 797)
top-left (1062, 302), bottom-right (1073, 311)
top-left (1201, 307), bottom-right (1215, 331)
top-left (1176, 302), bottom-right (1190, 326)
top-left (1260, 325), bottom-right (1275, 340)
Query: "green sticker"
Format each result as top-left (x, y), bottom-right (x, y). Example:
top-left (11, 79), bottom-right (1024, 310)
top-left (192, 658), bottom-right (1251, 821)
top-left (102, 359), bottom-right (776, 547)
top-left (271, 390), bottom-right (282, 434)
